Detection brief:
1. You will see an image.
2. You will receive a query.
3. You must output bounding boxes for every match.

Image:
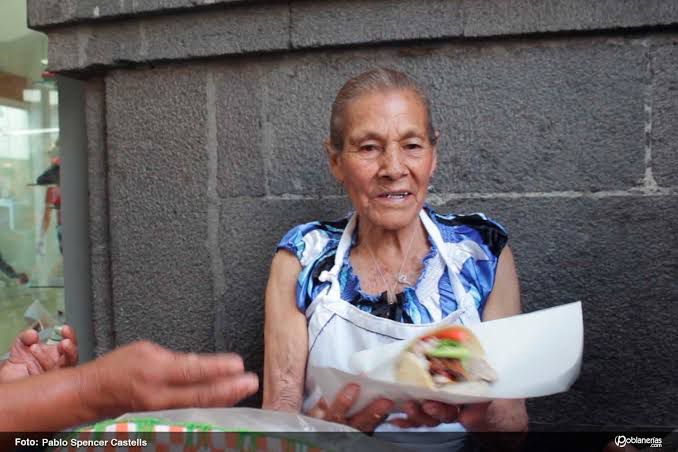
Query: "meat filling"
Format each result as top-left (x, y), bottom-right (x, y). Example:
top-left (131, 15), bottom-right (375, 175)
top-left (428, 357), bottom-right (467, 382)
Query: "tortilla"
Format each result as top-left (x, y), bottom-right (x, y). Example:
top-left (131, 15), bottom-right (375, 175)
top-left (395, 325), bottom-right (496, 389)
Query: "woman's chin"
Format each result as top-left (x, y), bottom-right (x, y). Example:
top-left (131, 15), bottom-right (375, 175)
top-left (364, 204), bottom-right (422, 231)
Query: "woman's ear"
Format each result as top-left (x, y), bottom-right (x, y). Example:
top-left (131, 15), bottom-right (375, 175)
top-left (325, 139), bottom-right (344, 184)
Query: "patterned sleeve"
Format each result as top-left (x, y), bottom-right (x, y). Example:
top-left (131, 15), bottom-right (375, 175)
top-left (433, 211), bottom-right (509, 315)
top-left (276, 221), bottom-right (334, 266)
top-left (434, 212), bottom-right (508, 258)
top-left (456, 213), bottom-right (508, 258)
top-left (276, 224), bottom-right (309, 263)
top-left (276, 221), bottom-right (338, 313)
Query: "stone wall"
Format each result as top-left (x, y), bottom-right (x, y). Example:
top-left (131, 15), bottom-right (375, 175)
top-left (28, 0), bottom-right (678, 428)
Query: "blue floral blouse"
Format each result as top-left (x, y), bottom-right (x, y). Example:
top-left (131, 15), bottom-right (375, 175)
top-left (277, 205), bottom-right (508, 324)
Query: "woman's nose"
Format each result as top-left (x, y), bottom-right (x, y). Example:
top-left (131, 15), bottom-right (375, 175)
top-left (378, 145), bottom-right (408, 179)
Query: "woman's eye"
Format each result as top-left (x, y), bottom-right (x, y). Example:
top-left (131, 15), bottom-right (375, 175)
top-left (360, 144), bottom-right (379, 152)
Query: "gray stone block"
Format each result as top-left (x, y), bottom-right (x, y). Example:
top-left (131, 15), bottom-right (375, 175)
top-left (45, 5), bottom-right (289, 73)
top-left (27, 0), bottom-right (75, 29)
top-left (261, 40), bottom-right (645, 195)
top-left (429, 194), bottom-right (678, 426)
top-left (464, 0), bottom-right (678, 37)
top-left (424, 40), bottom-right (647, 193)
top-left (105, 67), bottom-right (215, 352)
top-left (46, 28), bottom-right (81, 72)
top-left (291, 0), bottom-right (463, 48)
top-left (217, 197), bottom-right (351, 405)
top-left (141, 5), bottom-right (288, 61)
top-left (651, 40), bottom-right (678, 187)
top-left (85, 78), bottom-right (115, 356)
top-left (28, 0), bottom-right (255, 28)
top-left (30, 0), bottom-right (678, 45)
top-left (47, 22), bottom-right (142, 72)
top-left (214, 64), bottom-right (267, 197)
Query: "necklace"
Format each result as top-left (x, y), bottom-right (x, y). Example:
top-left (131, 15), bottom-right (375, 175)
top-left (364, 225), bottom-right (418, 305)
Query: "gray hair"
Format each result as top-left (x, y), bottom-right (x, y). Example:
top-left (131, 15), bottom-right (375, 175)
top-left (329, 68), bottom-right (436, 151)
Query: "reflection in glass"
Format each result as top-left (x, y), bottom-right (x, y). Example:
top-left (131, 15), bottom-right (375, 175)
top-left (0, 0), bottom-right (64, 353)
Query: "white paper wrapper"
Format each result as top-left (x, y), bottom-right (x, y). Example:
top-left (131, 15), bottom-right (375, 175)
top-left (309, 301), bottom-right (582, 415)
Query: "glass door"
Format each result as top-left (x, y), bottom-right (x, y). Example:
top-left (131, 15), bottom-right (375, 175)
top-left (0, 0), bottom-right (64, 354)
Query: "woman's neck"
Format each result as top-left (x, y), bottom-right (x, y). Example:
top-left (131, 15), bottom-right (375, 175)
top-left (356, 215), bottom-right (427, 259)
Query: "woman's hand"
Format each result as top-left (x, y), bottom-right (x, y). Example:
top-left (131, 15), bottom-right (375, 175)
top-left (308, 384), bottom-right (394, 432)
top-left (389, 400), bottom-right (461, 428)
top-left (0, 325), bottom-right (78, 383)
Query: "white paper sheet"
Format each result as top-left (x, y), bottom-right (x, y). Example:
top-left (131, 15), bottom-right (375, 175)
top-left (309, 301), bottom-right (582, 415)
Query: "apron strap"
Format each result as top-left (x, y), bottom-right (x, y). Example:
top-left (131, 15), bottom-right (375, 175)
top-left (309, 213), bottom-right (357, 319)
top-left (420, 210), bottom-right (481, 325)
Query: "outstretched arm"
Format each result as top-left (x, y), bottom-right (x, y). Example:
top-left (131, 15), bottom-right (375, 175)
top-left (262, 250), bottom-right (308, 412)
top-left (0, 341), bottom-right (258, 433)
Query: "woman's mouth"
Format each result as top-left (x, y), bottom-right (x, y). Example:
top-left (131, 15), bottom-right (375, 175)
top-left (377, 191), bottom-right (413, 201)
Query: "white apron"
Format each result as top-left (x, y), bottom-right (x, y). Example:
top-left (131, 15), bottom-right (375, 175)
top-left (303, 209), bottom-right (482, 449)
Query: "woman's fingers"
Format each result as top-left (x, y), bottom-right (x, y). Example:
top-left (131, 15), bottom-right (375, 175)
top-left (401, 401), bottom-right (440, 427)
top-left (326, 384), bottom-right (360, 423)
top-left (422, 401), bottom-right (460, 423)
top-left (348, 398), bottom-right (393, 432)
top-left (309, 387), bottom-right (393, 433)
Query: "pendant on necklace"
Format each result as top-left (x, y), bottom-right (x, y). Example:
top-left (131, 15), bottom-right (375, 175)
top-left (386, 289), bottom-right (397, 305)
top-left (397, 273), bottom-right (410, 286)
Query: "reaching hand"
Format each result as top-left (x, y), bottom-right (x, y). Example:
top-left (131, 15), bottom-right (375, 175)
top-left (0, 326), bottom-right (78, 383)
top-left (0, 340), bottom-right (259, 433)
top-left (82, 341), bottom-right (259, 417)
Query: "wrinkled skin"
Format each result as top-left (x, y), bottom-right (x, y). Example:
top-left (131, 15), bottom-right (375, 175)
top-left (0, 326), bottom-right (78, 383)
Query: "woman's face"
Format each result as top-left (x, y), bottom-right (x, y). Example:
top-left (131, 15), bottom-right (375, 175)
top-left (328, 89), bottom-right (437, 231)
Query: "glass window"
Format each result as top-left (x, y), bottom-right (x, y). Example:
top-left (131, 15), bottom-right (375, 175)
top-left (0, 0), bottom-right (63, 354)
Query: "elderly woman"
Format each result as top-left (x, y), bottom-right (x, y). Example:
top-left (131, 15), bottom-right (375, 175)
top-left (263, 68), bottom-right (528, 447)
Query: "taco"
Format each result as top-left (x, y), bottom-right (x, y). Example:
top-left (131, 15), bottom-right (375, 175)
top-left (396, 326), bottom-right (497, 389)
